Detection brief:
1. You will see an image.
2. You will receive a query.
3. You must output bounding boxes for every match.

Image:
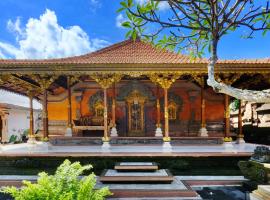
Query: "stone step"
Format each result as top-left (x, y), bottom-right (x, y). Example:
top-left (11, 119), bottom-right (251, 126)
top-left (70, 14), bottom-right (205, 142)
top-left (96, 177), bottom-right (201, 199)
top-left (99, 169), bottom-right (173, 183)
top-left (114, 162), bottom-right (158, 172)
top-left (109, 189), bottom-right (200, 199)
top-left (49, 136), bottom-right (223, 146)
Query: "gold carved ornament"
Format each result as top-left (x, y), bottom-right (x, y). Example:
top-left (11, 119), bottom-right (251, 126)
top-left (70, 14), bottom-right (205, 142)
top-left (0, 74), bottom-right (11, 85)
top-left (168, 101), bottom-right (178, 120)
top-left (91, 73), bottom-right (123, 89)
top-left (191, 74), bottom-right (205, 87)
top-left (29, 74), bottom-right (59, 90)
top-left (148, 73), bottom-right (182, 89)
top-left (215, 73), bottom-right (242, 85)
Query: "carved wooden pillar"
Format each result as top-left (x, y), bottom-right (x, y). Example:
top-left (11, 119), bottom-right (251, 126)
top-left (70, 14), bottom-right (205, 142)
top-left (128, 102), bottom-right (132, 132)
top-left (28, 91), bottom-right (36, 143)
top-left (91, 74), bottom-right (122, 145)
top-left (67, 76), bottom-right (72, 128)
top-left (164, 88), bottom-right (169, 138)
top-left (112, 84), bottom-right (116, 127)
top-left (192, 75), bottom-right (208, 137)
top-left (200, 86), bottom-right (207, 136)
top-left (111, 83), bottom-right (118, 137)
top-left (43, 89), bottom-right (48, 138)
top-left (156, 87), bottom-right (161, 126)
top-left (155, 86), bottom-right (162, 137)
top-left (148, 73), bottom-right (181, 147)
top-left (224, 94), bottom-right (230, 138)
top-left (103, 87), bottom-right (108, 140)
top-left (64, 76), bottom-right (73, 137)
top-left (32, 75), bottom-right (56, 139)
top-left (237, 100), bottom-right (245, 144)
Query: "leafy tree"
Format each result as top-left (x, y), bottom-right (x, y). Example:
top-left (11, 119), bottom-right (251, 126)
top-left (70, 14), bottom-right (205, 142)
top-left (118, 0), bottom-right (270, 102)
top-left (2, 160), bottom-right (112, 200)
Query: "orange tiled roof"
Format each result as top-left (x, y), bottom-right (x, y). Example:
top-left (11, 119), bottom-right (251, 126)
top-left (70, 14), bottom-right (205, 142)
top-left (0, 38), bottom-right (269, 66)
top-left (0, 39), bottom-right (207, 65)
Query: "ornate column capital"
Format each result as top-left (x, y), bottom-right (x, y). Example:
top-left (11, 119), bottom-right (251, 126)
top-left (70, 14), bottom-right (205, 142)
top-left (148, 73), bottom-right (182, 89)
top-left (31, 75), bottom-right (58, 90)
top-left (91, 73), bottom-right (122, 89)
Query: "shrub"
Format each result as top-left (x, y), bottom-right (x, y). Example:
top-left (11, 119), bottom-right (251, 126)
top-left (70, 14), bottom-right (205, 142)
top-left (2, 159), bottom-right (112, 200)
top-left (9, 135), bottom-right (18, 143)
top-left (238, 160), bottom-right (269, 184)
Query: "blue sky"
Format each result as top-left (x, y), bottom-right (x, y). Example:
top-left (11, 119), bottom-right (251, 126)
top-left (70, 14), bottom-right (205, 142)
top-left (0, 0), bottom-right (269, 60)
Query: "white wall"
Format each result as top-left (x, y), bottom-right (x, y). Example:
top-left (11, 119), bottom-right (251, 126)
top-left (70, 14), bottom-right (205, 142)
top-left (6, 107), bottom-right (41, 141)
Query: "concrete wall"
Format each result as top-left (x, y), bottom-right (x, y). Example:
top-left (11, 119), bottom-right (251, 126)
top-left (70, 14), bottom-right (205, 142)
top-left (0, 106), bottom-right (41, 142)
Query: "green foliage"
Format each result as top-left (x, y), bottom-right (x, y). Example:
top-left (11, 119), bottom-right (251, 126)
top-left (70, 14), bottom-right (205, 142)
top-left (118, 0), bottom-right (270, 57)
top-left (2, 159), bottom-right (112, 200)
top-left (23, 129), bottom-right (29, 136)
top-left (238, 160), bottom-right (270, 184)
top-left (231, 99), bottom-right (240, 111)
top-left (9, 135), bottom-right (18, 143)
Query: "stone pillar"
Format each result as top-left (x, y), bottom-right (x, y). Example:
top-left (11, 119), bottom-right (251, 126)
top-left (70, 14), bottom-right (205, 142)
top-left (236, 100), bottom-right (245, 144)
top-left (66, 76), bottom-right (72, 137)
top-left (155, 87), bottom-right (162, 137)
top-left (224, 94), bottom-right (231, 138)
top-left (28, 92), bottom-right (36, 143)
top-left (111, 83), bottom-right (118, 137)
top-left (199, 87), bottom-right (208, 137)
top-left (0, 112), bottom-right (9, 143)
top-left (42, 89), bottom-right (49, 138)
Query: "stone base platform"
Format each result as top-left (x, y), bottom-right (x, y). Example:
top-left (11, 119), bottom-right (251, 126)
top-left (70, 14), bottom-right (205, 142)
top-left (114, 162), bottom-right (158, 171)
top-left (49, 136), bottom-right (223, 146)
top-left (96, 177), bottom-right (201, 199)
top-left (100, 169), bottom-right (173, 183)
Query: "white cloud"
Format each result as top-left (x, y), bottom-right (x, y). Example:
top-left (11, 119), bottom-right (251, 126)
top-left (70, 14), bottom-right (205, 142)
top-left (0, 9), bottom-right (109, 59)
top-left (135, 0), bottom-right (169, 11)
top-left (116, 14), bottom-right (127, 28)
top-left (7, 17), bottom-right (24, 39)
top-left (89, 0), bottom-right (101, 11)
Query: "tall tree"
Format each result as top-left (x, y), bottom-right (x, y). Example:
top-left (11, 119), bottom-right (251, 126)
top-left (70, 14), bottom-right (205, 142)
top-left (118, 0), bottom-right (270, 102)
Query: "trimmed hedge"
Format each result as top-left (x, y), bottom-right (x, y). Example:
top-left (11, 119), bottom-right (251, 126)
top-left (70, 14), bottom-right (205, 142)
top-left (0, 156), bottom-right (249, 176)
top-left (238, 160), bottom-right (270, 184)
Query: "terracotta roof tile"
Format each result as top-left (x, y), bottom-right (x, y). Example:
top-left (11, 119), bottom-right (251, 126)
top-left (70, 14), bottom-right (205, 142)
top-left (0, 39), bottom-right (207, 65)
top-left (0, 38), bottom-right (269, 66)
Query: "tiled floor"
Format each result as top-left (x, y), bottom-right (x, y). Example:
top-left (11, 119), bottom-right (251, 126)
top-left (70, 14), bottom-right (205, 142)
top-left (0, 142), bottom-right (266, 156)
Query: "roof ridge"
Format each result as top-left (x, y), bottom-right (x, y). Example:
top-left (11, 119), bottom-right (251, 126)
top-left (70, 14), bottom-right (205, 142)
top-left (76, 38), bottom-right (134, 58)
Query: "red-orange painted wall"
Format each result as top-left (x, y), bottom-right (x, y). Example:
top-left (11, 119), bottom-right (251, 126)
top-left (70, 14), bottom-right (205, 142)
top-left (47, 81), bottom-right (225, 135)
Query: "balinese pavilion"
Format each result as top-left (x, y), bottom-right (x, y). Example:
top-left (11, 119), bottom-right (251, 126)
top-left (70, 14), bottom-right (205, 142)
top-left (0, 38), bottom-right (270, 148)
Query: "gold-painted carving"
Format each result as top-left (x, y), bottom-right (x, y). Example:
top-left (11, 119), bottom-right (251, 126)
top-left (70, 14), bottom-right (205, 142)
top-left (91, 73), bottom-right (123, 89)
top-left (148, 73), bottom-right (182, 89)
